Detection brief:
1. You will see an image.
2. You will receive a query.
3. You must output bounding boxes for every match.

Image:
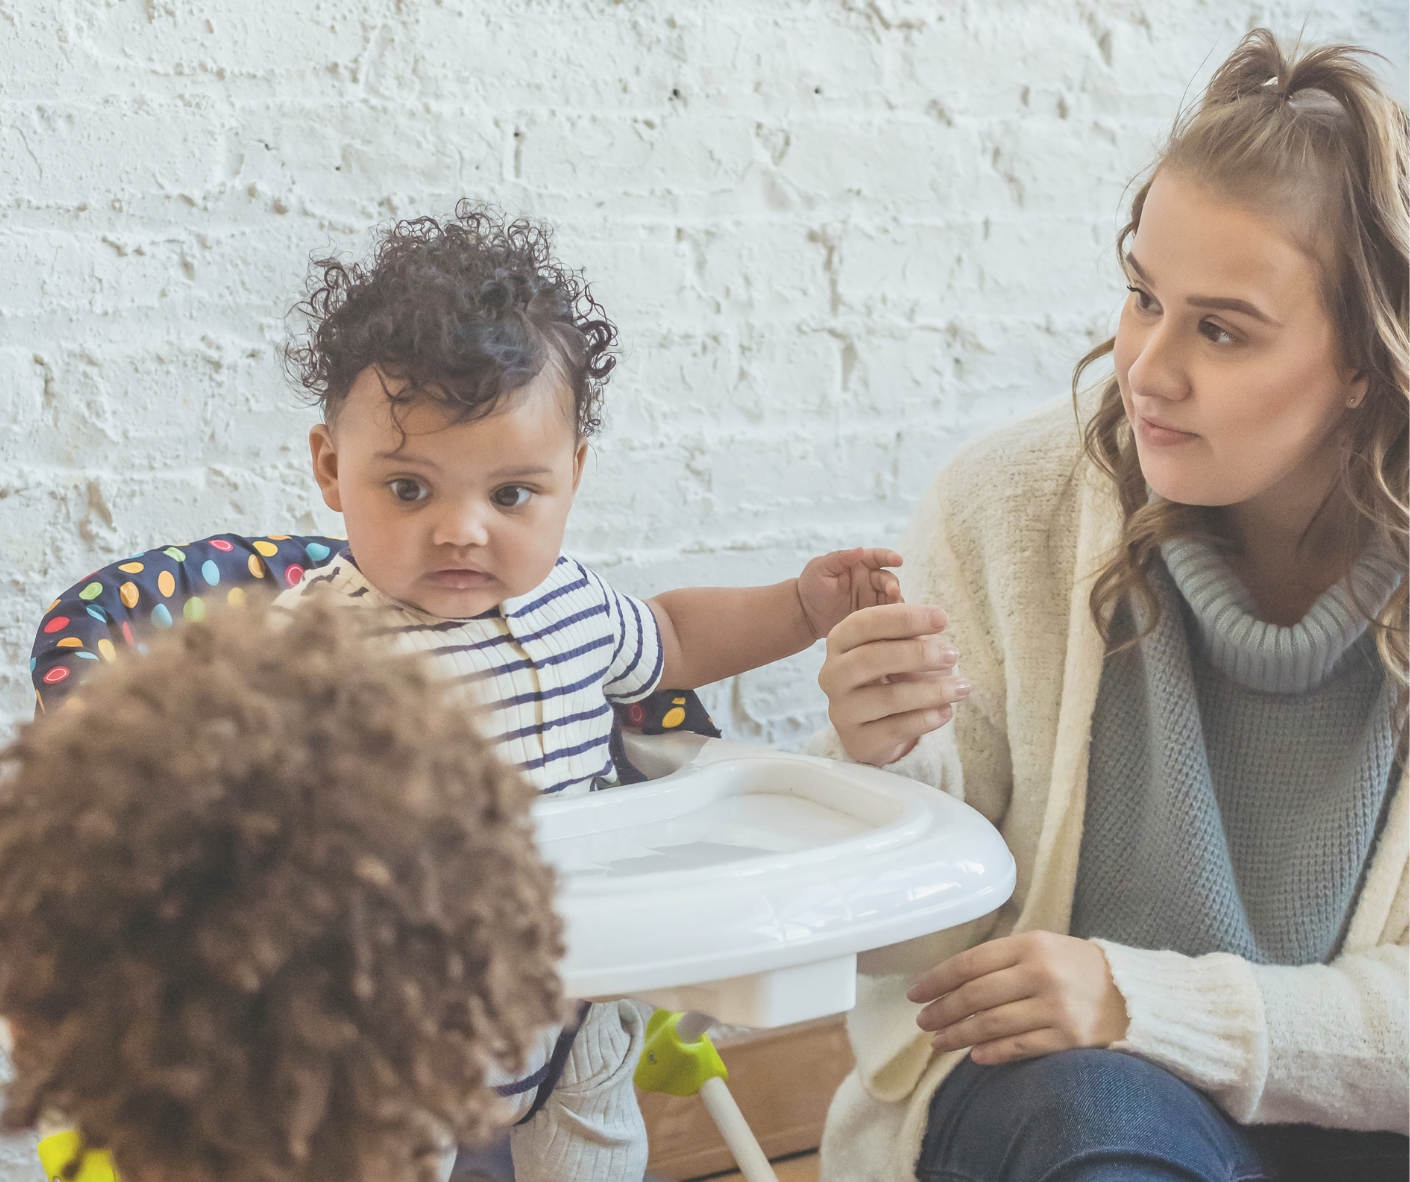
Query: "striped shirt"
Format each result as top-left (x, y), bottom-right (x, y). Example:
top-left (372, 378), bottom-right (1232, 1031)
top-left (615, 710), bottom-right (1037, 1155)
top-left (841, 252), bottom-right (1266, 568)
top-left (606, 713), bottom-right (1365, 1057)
top-left (276, 552), bottom-right (664, 795)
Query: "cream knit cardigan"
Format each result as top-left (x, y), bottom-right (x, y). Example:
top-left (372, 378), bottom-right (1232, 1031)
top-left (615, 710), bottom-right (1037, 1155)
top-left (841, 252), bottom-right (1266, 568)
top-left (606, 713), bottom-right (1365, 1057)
top-left (811, 401), bottom-right (1409, 1182)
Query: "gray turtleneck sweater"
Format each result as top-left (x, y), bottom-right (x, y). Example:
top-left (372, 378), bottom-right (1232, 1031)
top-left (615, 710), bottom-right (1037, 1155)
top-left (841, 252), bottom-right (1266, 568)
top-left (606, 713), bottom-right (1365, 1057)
top-left (1070, 537), bottom-right (1402, 966)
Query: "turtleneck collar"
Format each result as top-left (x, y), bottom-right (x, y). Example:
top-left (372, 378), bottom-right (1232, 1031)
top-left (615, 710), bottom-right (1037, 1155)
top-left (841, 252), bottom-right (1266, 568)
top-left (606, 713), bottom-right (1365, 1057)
top-left (1159, 534), bottom-right (1402, 694)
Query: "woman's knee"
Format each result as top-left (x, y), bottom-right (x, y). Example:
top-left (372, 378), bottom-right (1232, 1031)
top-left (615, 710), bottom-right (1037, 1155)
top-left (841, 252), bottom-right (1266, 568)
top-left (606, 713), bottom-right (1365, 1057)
top-left (919, 1050), bottom-right (1243, 1181)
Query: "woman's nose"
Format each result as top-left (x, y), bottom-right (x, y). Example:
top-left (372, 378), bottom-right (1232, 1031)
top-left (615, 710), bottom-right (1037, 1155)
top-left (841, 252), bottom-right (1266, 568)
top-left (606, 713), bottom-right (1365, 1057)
top-left (1126, 321), bottom-right (1191, 404)
top-left (431, 501), bottom-right (491, 548)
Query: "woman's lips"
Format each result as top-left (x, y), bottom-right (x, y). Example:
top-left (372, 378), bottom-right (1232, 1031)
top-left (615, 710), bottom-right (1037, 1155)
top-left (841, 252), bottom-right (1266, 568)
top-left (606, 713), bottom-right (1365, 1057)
top-left (1134, 412), bottom-right (1198, 448)
top-left (423, 568), bottom-right (494, 590)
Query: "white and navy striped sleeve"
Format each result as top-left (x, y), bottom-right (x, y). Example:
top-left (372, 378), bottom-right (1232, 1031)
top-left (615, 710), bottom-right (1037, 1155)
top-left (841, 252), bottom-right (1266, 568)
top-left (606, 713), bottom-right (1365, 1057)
top-left (578, 564), bottom-right (664, 703)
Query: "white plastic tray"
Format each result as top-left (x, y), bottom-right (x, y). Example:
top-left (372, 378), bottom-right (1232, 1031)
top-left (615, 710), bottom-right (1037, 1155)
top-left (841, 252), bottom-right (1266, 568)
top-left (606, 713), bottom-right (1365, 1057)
top-left (535, 735), bottom-right (1015, 1027)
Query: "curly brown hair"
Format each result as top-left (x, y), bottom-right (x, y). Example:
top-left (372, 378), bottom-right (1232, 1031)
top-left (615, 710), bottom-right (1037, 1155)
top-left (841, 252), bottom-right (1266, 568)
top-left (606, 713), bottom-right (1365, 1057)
top-left (1074, 30), bottom-right (1408, 709)
top-left (285, 201), bottom-right (616, 436)
top-left (0, 601), bottom-right (563, 1182)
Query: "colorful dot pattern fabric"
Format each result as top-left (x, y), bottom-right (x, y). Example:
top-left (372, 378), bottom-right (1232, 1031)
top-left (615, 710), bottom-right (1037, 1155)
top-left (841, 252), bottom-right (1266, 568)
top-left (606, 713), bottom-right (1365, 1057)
top-left (30, 533), bottom-right (343, 715)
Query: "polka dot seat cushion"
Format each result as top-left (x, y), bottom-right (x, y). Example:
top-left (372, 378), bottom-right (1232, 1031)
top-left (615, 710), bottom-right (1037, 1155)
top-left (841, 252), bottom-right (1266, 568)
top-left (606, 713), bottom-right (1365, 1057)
top-left (31, 533), bottom-right (343, 714)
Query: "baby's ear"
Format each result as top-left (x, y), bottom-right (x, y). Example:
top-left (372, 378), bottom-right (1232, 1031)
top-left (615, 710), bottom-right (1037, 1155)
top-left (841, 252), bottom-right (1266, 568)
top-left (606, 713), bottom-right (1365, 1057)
top-left (309, 424), bottom-right (344, 513)
top-left (571, 439), bottom-right (589, 494)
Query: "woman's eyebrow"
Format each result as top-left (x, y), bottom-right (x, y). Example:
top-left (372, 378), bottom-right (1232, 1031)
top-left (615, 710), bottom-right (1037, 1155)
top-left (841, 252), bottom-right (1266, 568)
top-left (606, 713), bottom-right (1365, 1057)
top-left (1125, 252), bottom-right (1280, 326)
top-left (1185, 294), bottom-right (1280, 326)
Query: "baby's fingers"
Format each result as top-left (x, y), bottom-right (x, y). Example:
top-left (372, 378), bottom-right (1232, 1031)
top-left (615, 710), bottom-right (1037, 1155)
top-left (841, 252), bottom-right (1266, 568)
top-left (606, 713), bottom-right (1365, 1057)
top-left (868, 567), bottom-right (903, 605)
top-left (856, 547), bottom-right (903, 571)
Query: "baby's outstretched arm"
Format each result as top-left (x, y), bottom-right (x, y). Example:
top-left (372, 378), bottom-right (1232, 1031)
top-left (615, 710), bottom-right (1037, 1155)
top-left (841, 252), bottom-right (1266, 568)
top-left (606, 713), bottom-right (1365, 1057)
top-left (646, 547), bottom-right (901, 688)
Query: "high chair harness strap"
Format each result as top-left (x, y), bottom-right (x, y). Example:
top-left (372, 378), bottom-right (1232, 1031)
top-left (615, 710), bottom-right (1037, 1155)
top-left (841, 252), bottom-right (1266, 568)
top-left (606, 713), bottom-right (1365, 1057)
top-left (513, 999), bottom-right (591, 1127)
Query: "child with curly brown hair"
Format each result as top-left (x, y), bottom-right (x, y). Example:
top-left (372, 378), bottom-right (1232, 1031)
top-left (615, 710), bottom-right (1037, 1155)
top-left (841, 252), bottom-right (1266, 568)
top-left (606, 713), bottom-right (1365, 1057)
top-left (276, 203), bottom-right (917, 1180)
top-left (0, 600), bottom-right (565, 1182)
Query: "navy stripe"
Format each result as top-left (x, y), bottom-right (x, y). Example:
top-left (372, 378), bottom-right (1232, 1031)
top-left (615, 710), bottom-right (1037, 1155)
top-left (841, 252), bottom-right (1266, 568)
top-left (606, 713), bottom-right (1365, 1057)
top-left (611, 640), bottom-right (664, 702)
top-left (429, 632), bottom-right (517, 659)
top-left (508, 569), bottom-right (591, 618)
top-left (517, 732), bottom-right (611, 773)
top-left (540, 756), bottom-right (616, 796)
top-left (511, 601), bottom-right (609, 646)
top-left (476, 662), bottom-right (612, 707)
top-left (600, 569), bottom-right (632, 666)
top-left (496, 1064), bottom-right (550, 1097)
top-left (492, 702), bottom-right (611, 745)
top-left (458, 635), bottom-right (613, 683)
top-left (385, 617), bottom-right (478, 634)
top-left (606, 595), bottom-right (649, 688)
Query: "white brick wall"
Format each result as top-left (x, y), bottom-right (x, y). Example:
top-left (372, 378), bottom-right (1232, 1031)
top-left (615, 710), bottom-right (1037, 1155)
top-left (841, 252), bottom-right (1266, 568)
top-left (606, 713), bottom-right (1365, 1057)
top-left (2, 0), bottom-right (1398, 713)
top-left (2, 2), bottom-right (1398, 739)
top-left (0, 0), bottom-right (1405, 1172)
top-left (4, 2), bottom-right (1406, 750)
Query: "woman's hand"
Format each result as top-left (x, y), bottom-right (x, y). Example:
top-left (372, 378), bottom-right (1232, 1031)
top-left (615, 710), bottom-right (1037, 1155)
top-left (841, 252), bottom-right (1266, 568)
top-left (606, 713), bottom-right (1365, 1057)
top-left (908, 931), bottom-right (1129, 1066)
top-left (818, 602), bottom-right (969, 766)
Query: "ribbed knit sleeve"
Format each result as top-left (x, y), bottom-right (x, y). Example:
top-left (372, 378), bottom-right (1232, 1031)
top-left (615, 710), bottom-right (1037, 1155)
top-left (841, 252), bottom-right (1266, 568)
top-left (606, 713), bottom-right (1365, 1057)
top-left (1094, 942), bottom-right (1269, 1114)
top-left (1095, 937), bottom-right (1409, 1134)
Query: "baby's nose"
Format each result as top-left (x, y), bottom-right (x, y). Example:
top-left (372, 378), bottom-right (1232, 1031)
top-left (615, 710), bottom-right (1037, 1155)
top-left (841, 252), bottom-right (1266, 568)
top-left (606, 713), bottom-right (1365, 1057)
top-left (431, 503), bottom-right (491, 548)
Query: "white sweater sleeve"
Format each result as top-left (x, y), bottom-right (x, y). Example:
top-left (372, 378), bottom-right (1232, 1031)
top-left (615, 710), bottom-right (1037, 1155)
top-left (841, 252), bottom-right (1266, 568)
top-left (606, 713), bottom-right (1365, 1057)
top-left (508, 999), bottom-right (649, 1182)
top-left (1095, 938), bottom-right (1409, 1134)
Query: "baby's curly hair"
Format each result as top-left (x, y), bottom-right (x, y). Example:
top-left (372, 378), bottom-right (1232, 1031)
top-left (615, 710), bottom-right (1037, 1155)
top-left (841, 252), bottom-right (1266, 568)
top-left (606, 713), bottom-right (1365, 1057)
top-left (285, 201), bottom-right (616, 436)
top-left (0, 601), bottom-right (563, 1182)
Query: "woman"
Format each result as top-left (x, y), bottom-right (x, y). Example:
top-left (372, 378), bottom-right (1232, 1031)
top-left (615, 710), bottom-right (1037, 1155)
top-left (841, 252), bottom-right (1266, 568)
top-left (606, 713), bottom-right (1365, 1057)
top-left (814, 30), bottom-right (1407, 1182)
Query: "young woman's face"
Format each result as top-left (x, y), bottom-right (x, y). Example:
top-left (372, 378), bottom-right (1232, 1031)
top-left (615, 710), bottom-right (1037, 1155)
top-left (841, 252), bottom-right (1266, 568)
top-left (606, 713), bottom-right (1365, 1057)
top-left (1113, 170), bottom-right (1365, 509)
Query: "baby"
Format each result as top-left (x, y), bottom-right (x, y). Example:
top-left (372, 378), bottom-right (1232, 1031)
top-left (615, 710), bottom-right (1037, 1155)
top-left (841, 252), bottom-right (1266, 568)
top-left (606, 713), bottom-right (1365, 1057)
top-left (0, 600), bottom-right (564, 1182)
top-left (276, 204), bottom-right (901, 1179)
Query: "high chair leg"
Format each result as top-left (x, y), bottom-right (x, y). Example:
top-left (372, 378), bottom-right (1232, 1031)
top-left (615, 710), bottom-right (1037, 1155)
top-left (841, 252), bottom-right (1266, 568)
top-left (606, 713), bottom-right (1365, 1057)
top-left (634, 1010), bottom-right (780, 1182)
top-left (697, 1075), bottom-right (780, 1182)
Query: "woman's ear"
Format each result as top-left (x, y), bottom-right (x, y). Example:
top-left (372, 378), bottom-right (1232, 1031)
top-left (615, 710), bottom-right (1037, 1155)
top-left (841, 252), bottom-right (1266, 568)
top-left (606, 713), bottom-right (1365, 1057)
top-left (309, 424), bottom-right (344, 513)
top-left (1345, 372), bottom-right (1370, 409)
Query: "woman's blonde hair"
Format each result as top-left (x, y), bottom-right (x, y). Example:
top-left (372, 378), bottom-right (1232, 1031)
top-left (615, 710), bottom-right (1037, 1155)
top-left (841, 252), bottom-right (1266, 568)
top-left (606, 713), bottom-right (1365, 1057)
top-left (1075, 28), bottom-right (1408, 699)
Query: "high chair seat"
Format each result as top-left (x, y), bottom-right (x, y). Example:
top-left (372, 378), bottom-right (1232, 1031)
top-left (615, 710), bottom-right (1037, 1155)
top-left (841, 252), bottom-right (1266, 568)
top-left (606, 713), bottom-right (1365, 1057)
top-left (30, 532), bottom-right (344, 713)
top-left (30, 533), bottom-right (723, 752)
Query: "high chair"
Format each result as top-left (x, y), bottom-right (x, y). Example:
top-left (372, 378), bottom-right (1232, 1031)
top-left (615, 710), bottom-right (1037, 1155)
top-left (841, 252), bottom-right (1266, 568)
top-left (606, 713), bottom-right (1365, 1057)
top-left (31, 534), bottom-right (1016, 1182)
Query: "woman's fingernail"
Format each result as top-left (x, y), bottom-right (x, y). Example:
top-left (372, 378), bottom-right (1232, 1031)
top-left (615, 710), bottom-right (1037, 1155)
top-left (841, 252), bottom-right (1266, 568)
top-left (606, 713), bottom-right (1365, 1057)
top-left (927, 608), bottom-right (947, 630)
top-left (939, 646), bottom-right (960, 665)
top-left (952, 678), bottom-right (973, 699)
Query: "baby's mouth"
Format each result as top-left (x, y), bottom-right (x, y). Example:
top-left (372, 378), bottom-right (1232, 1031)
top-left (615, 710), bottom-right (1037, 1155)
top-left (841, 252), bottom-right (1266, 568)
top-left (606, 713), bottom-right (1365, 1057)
top-left (424, 568), bottom-right (494, 591)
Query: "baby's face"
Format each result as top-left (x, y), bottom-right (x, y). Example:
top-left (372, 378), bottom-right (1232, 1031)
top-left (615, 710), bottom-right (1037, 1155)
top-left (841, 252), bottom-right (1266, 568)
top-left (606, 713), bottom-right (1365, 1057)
top-left (311, 366), bottom-right (586, 618)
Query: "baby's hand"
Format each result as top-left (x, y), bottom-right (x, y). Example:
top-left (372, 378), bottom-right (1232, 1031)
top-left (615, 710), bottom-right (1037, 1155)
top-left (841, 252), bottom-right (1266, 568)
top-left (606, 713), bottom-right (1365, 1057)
top-left (796, 547), bottom-right (903, 639)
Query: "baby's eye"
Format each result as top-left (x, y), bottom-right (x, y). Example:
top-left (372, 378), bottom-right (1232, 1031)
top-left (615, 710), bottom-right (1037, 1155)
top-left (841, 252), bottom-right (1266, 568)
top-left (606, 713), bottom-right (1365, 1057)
top-left (1126, 285), bottom-right (1155, 312)
top-left (491, 485), bottom-right (533, 509)
top-left (389, 478), bottom-right (428, 503)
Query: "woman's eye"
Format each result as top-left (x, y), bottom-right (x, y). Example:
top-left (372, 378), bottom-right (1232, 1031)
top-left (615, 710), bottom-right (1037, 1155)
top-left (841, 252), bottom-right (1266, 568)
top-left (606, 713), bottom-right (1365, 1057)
top-left (1126, 285), bottom-right (1155, 312)
top-left (1200, 320), bottom-right (1235, 345)
top-left (389, 479), bottom-right (428, 503)
top-left (491, 486), bottom-right (532, 508)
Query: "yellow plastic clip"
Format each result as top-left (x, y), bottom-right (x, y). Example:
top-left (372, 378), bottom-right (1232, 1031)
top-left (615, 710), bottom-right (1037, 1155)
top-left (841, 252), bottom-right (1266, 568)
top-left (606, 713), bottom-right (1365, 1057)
top-left (633, 1010), bottom-right (728, 1097)
top-left (37, 1131), bottom-right (119, 1181)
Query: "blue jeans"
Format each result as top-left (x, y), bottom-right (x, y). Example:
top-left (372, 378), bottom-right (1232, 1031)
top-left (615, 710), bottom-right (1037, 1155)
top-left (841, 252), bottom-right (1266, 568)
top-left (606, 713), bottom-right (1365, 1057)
top-left (917, 1049), bottom-right (1409, 1182)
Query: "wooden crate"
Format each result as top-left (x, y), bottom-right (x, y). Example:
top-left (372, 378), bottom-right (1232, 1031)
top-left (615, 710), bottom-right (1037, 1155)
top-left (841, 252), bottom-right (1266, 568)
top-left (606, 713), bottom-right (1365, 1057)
top-left (640, 1016), bottom-right (853, 1181)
